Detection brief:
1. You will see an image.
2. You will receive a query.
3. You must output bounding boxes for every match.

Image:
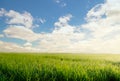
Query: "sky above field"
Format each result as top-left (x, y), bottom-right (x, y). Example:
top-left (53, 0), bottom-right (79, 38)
top-left (0, 0), bottom-right (120, 54)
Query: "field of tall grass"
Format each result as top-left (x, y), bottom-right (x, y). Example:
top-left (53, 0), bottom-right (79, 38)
top-left (0, 53), bottom-right (120, 81)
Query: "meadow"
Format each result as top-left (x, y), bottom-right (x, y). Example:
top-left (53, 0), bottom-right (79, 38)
top-left (0, 53), bottom-right (120, 81)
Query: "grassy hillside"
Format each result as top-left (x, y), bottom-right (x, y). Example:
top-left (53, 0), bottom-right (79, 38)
top-left (0, 53), bottom-right (120, 81)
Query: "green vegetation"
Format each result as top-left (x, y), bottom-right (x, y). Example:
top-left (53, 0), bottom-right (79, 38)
top-left (0, 53), bottom-right (120, 81)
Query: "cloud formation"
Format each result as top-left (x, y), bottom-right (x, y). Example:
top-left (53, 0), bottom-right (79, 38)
top-left (0, 9), bottom-right (33, 29)
top-left (0, 9), bottom-right (42, 42)
top-left (0, 41), bottom-right (40, 52)
top-left (3, 25), bottom-right (41, 42)
top-left (0, 0), bottom-right (120, 53)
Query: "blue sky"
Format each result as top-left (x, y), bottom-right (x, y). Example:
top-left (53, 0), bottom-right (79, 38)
top-left (0, 0), bottom-right (120, 53)
top-left (0, 0), bottom-right (104, 32)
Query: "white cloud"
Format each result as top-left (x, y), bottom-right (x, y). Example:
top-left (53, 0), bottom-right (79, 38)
top-left (80, 0), bottom-right (120, 53)
top-left (83, 0), bottom-right (120, 40)
top-left (24, 42), bottom-right (32, 47)
top-left (0, 8), bottom-right (46, 29)
top-left (86, 4), bottom-right (106, 22)
top-left (0, 9), bottom-right (42, 42)
top-left (0, 34), bottom-right (4, 38)
top-left (37, 0), bottom-right (120, 53)
top-left (5, 10), bottom-right (33, 29)
top-left (23, 42), bottom-right (35, 50)
top-left (0, 40), bottom-right (23, 52)
top-left (55, 14), bottom-right (72, 25)
top-left (0, 40), bottom-right (40, 52)
top-left (0, 0), bottom-right (120, 53)
top-left (3, 25), bottom-right (41, 42)
top-left (53, 14), bottom-right (74, 34)
top-left (37, 14), bottom-right (85, 52)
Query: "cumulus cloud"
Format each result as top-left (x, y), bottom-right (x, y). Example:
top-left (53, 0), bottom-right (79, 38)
top-left (0, 9), bottom-right (43, 42)
top-left (37, 14), bottom-right (85, 52)
top-left (79, 0), bottom-right (120, 53)
top-left (38, 0), bottom-right (120, 53)
top-left (0, 9), bottom-right (34, 29)
top-left (53, 14), bottom-right (74, 34)
top-left (83, 0), bottom-right (120, 40)
top-left (3, 25), bottom-right (41, 42)
top-left (0, 0), bottom-right (120, 53)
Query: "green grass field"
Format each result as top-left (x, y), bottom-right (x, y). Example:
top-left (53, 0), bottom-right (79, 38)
top-left (0, 53), bottom-right (120, 81)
